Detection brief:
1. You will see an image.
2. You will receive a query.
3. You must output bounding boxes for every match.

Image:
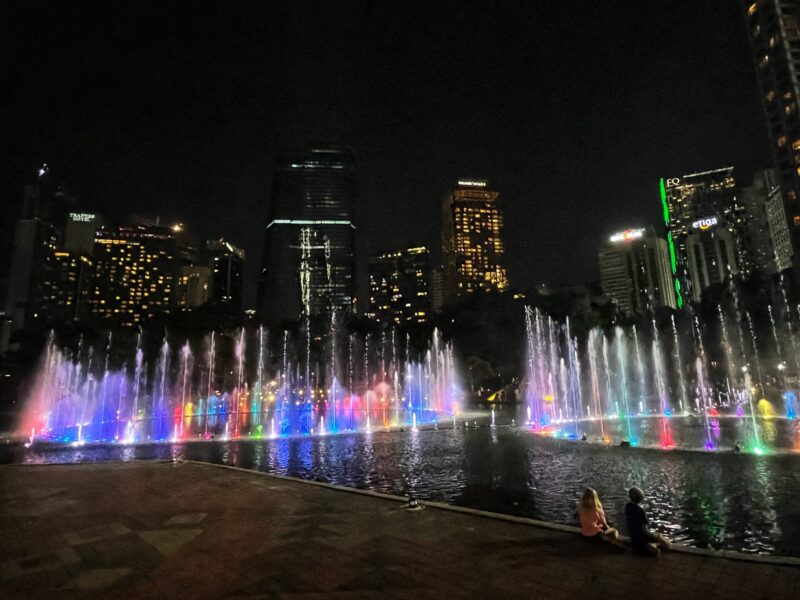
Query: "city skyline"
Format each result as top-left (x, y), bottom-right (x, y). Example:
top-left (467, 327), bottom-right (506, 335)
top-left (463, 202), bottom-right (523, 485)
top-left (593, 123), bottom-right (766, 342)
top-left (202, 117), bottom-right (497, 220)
top-left (0, 2), bottom-right (775, 307)
top-left (8, 5), bottom-right (800, 585)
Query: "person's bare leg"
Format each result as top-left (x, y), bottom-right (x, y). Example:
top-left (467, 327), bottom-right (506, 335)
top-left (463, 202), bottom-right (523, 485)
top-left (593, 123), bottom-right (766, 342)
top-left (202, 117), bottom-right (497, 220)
top-left (654, 534), bottom-right (671, 550)
top-left (646, 542), bottom-right (661, 557)
top-left (602, 528), bottom-right (625, 548)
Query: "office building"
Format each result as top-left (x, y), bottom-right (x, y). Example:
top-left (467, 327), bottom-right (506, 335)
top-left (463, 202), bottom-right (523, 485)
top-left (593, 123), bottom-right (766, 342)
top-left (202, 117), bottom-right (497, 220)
top-left (4, 219), bottom-right (59, 330)
top-left (177, 266), bottom-right (211, 308)
top-left (431, 266), bottom-right (446, 312)
top-left (442, 180), bottom-right (508, 300)
top-left (684, 223), bottom-right (740, 293)
top-left (64, 212), bottom-right (103, 256)
top-left (91, 225), bottom-right (178, 326)
top-left (20, 165), bottom-right (77, 226)
top-left (659, 168), bottom-right (748, 305)
top-left (368, 247), bottom-right (431, 325)
top-left (258, 146), bottom-right (357, 324)
top-left (743, 1), bottom-right (800, 275)
top-left (208, 238), bottom-right (244, 311)
top-left (599, 227), bottom-right (676, 314)
top-left (41, 251), bottom-right (94, 322)
top-left (0, 313), bottom-right (10, 355)
top-left (742, 168), bottom-right (794, 274)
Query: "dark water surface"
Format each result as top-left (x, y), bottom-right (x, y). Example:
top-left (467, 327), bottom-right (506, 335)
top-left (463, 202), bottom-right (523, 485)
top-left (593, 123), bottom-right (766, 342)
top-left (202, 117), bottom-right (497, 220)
top-left (4, 420), bottom-right (800, 558)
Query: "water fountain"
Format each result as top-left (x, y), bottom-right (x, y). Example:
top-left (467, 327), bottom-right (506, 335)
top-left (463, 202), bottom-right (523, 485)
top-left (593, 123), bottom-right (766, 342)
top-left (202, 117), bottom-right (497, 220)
top-left (18, 321), bottom-right (462, 445)
top-left (522, 301), bottom-right (800, 454)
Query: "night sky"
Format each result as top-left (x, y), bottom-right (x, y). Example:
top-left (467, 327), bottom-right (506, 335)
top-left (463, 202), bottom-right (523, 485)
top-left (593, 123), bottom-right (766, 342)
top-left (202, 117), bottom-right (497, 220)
top-left (0, 1), bottom-right (773, 307)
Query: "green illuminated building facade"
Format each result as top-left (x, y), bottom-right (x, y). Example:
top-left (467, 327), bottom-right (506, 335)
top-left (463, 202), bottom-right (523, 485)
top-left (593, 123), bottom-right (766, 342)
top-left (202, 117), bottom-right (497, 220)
top-left (660, 167), bottom-right (748, 305)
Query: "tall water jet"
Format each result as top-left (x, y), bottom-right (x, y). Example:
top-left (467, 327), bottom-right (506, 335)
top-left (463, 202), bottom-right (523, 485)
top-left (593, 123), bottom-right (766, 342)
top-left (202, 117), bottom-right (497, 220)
top-left (614, 327), bottom-right (634, 442)
top-left (602, 333), bottom-right (616, 420)
top-left (633, 325), bottom-right (647, 414)
top-left (205, 331), bottom-right (216, 436)
top-left (691, 315), bottom-right (715, 450)
top-left (234, 328), bottom-right (246, 437)
top-left (652, 320), bottom-right (674, 447)
top-left (671, 314), bottom-right (688, 414)
top-left (178, 342), bottom-right (192, 439)
top-left (130, 333), bottom-right (144, 443)
top-left (565, 319), bottom-right (581, 435)
top-left (717, 304), bottom-right (738, 408)
top-left (328, 311), bottom-right (338, 432)
top-left (255, 326), bottom-right (266, 427)
top-left (746, 311), bottom-right (766, 399)
top-left (156, 337), bottom-right (169, 439)
top-left (587, 329), bottom-right (605, 439)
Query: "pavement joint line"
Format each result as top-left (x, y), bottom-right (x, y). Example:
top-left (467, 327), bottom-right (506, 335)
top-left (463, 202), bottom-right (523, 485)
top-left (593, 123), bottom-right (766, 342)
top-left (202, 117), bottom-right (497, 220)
top-left (178, 460), bottom-right (800, 568)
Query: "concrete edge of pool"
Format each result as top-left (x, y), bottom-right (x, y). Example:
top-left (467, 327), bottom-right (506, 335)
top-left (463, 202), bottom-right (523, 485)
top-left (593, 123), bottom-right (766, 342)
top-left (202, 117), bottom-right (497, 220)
top-left (183, 459), bottom-right (800, 568)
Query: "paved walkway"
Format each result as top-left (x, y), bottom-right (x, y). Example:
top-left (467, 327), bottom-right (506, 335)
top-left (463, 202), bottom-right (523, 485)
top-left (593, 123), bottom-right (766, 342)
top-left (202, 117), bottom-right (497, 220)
top-left (1, 460), bottom-right (798, 599)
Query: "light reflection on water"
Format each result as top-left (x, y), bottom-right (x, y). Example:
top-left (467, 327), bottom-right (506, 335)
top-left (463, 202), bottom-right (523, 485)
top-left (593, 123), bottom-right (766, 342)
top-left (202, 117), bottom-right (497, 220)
top-left (4, 421), bottom-right (800, 557)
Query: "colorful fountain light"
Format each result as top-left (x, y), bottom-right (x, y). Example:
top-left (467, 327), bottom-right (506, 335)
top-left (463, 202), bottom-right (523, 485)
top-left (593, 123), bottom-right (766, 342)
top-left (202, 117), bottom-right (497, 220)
top-left (521, 301), bottom-right (800, 454)
top-left (19, 323), bottom-right (462, 445)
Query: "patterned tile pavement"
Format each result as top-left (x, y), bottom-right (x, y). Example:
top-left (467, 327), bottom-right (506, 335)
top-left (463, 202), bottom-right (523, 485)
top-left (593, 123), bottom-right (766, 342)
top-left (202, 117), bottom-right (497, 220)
top-left (1, 460), bottom-right (798, 599)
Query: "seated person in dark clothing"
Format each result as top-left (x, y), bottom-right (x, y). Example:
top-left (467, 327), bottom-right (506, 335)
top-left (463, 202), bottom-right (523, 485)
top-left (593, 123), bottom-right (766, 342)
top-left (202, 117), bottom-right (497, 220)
top-left (624, 486), bottom-right (671, 556)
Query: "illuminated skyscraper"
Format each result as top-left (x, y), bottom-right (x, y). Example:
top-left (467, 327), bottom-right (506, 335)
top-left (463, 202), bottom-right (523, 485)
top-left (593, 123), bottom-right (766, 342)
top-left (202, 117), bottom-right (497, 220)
top-left (659, 168), bottom-right (747, 305)
top-left (742, 1), bottom-right (800, 275)
top-left (442, 180), bottom-right (508, 299)
top-left (258, 147), bottom-right (357, 324)
top-left (599, 227), bottom-right (676, 315)
top-left (368, 246), bottom-right (431, 325)
top-left (91, 225), bottom-right (178, 326)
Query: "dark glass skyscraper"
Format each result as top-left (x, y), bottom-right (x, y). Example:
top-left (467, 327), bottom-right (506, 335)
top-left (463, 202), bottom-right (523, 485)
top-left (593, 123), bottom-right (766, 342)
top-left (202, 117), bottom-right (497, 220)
top-left (4, 219), bottom-right (59, 330)
top-left (743, 1), bottom-right (800, 281)
top-left (258, 147), bottom-right (357, 325)
top-left (598, 227), bottom-right (676, 315)
top-left (208, 238), bottom-right (244, 311)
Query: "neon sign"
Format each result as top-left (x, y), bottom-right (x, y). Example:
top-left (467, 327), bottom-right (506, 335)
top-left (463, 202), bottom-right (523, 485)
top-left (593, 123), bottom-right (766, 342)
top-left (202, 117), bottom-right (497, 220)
top-left (665, 177), bottom-right (681, 187)
top-left (69, 213), bottom-right (96, 222)
top-left (692, 216), bottom-right (718, 230)
top-left (609, 228), bottom-right (645, 243)
top-left (457, 180), bottom-right (487, 187)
